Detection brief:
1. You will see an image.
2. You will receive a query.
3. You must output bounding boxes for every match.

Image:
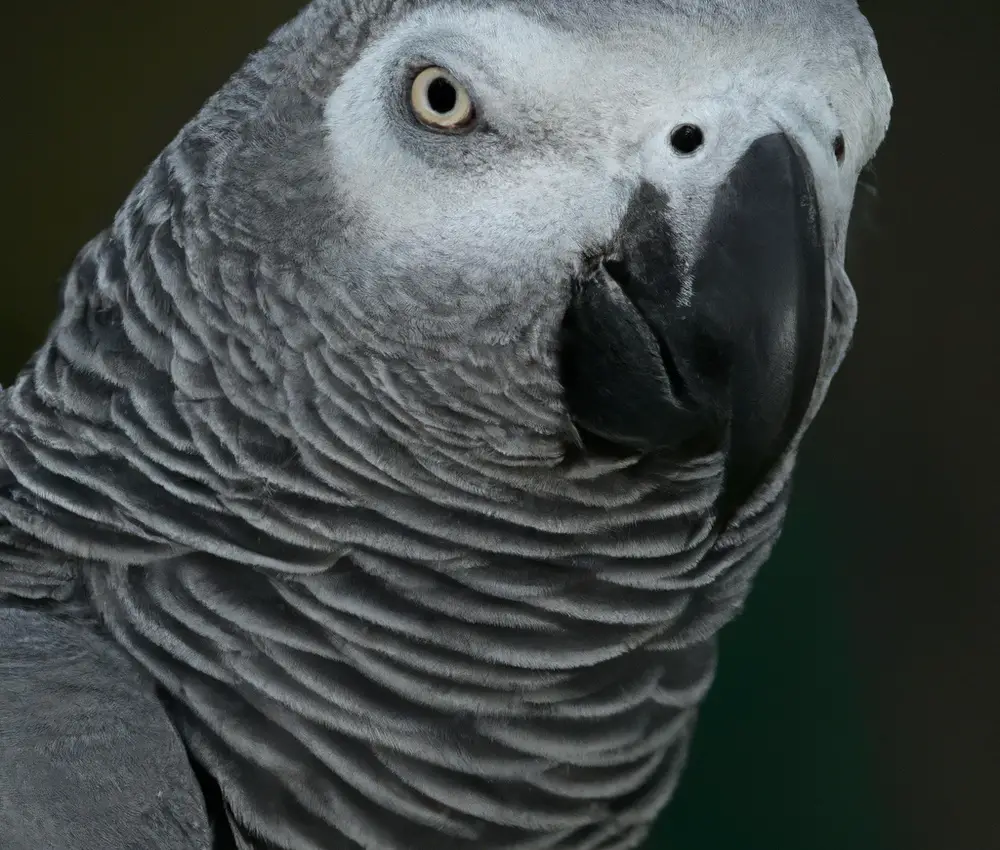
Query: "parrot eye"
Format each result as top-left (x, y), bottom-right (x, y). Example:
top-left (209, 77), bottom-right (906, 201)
top-left (409, 66), bottom-right (476, 132)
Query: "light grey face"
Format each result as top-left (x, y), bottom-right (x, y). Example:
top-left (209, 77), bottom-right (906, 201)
top-left (320, 0), bottom-right (890, 339)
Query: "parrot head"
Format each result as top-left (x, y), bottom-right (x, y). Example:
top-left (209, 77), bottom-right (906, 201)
top-left (116, 0), bottom-right (892, 523)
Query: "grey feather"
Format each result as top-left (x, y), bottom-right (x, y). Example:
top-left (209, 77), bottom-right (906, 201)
top-left (0, 1), bottom-right (890, 848)
top-left (0, 606), bottom-right (211, 850)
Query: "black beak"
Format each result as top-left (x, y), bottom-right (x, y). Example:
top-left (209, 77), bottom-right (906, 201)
top-left (560, 133), bottom-right (828, 523)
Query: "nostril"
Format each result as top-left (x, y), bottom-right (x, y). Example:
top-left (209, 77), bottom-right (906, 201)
top-left (670, 124), bottom-right (705, 155)
top-left (833, 132), bottom-right (846, 163)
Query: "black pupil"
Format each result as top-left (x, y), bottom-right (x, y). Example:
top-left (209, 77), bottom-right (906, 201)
top-left (833, 132), bottom-right (846, 163)
top-left (670, 124), bottom-right (704, 154)
top-left (426, 76), bottom-right (457, 114)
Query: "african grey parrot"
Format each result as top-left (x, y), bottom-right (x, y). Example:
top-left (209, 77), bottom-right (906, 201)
top-left (0, 0), bottom-right (891, 848)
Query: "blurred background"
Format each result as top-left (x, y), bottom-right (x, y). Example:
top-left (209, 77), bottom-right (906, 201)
top-left (2, 2), bottom-right (996, 849)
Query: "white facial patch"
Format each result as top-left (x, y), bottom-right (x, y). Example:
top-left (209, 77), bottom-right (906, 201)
top-left (322, 1), bottom-right (890, 313)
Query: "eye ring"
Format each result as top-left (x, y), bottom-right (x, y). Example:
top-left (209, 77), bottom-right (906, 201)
top-left (410, 66), bottom-right (476, 132)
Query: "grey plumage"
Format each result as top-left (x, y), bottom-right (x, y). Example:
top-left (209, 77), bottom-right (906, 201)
top-left (0, 607), bottom-right (211, 850)
top-left (0, 1), bottom-right (891, 849)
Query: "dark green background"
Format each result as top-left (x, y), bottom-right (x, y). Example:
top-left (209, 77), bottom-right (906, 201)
top-left (3, 3), bottom-right (998, 849)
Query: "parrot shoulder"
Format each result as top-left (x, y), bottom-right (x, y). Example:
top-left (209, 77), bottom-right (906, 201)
top-left (0, 605), bottom-right (214, 850)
